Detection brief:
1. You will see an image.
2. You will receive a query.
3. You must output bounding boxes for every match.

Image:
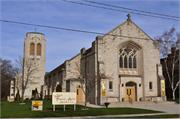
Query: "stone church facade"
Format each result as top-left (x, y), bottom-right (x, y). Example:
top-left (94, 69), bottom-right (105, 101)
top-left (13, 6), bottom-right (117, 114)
top-left (43, 14), bottom-right (166, 105)
top-left (10, 14), bottom-right (166, 104)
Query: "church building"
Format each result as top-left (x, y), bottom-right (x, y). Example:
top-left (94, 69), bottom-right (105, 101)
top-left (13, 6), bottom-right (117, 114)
top-left (43, 14), bottom-right (166, 105)
top-left (10, 14), bottom-right (166, 105)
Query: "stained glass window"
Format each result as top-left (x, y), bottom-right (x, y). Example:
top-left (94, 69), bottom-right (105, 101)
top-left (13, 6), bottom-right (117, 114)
top-left (36, 44), bottom-right (41, 55)
top-left (133, 57), bottom-right (136, 68)
top-left (119, 46), bottom-right (137, 69)
top-left (120, 56), bottom-right (123, 68)
top-left (124, 56), bottom-right (127, 68)
top-left (129, 56), bottom-right (132, 68)
top-left (30, 43), bottom-right (35, 55)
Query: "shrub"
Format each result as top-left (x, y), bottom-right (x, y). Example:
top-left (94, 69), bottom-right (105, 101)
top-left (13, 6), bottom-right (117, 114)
top-left (25, 98), bottom-right (29, 100)
top-left (56, 83), bottom-right (62, 92)
top-left (34, 88), bottom-right (39, 99)
top-left (34, 88), bottom-right (38, 96)
top-left (1, 97), bottom-right (6, 101)
top-left (5, 93), bottom-right (8, 100)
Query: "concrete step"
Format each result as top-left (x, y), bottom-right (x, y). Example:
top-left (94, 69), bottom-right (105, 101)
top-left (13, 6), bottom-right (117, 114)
top-left (77, 101), bottom-right (90, 104)
top-left (107, 101), bottom-right (176, 107)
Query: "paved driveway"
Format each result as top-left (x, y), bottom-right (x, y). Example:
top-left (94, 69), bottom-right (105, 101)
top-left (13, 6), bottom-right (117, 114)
top-left (133, 104), bottom-right (180, 114)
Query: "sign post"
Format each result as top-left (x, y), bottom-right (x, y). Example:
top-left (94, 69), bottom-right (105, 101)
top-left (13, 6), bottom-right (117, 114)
top-left (52, 92), bottom-right (76, 111)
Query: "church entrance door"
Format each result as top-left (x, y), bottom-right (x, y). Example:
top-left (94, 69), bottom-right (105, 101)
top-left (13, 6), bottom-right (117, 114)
top-left (76, 88), bottom-right (82, 102)
top-left (126, 87), bottom-right (135, 101)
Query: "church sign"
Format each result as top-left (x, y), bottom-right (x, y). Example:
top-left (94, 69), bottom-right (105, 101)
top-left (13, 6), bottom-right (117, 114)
top-left (52, 92), bottom-right (76, 111)
top-left (161, 80), bottom-right (165, 96)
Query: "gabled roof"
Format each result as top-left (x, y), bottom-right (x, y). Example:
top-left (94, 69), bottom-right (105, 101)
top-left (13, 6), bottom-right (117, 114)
top-left (102, 18), bottom-right (153, 41)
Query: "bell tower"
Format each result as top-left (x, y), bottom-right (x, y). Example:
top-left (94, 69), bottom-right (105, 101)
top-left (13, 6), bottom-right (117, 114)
top-left (23, 32), bottom-right (46, 99)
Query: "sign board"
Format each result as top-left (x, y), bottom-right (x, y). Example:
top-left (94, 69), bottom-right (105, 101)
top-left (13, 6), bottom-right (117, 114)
top-left (101, 79), bottom-right (106, 96)
top-left (161, 80), bottom-right (165, 96)
top-left (33, 101), bottom-right (40, 107)
top-left (52, 92), bottom-right (76, 105)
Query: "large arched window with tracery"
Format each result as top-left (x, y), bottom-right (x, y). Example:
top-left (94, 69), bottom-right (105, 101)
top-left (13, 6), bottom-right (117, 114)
top-left (119, 46), bottom-right (137, 69)
top-left (30, 43), bottom-right (35, 55)
top-left (36, 43), bottom-right (41, 55)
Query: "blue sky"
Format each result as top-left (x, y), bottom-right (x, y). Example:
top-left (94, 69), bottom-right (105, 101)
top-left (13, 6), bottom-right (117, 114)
top-left (1, 0), bottom-right (179, 72)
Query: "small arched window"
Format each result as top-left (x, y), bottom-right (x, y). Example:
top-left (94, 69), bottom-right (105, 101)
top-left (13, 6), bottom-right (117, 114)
top-left (36, 43), bottom-right (41, 55)
top-left (30, 43), bottom-right (35, 55)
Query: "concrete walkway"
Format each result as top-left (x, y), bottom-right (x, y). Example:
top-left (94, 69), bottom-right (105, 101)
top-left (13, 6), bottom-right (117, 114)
top-left (133, 104), bottom-right (180, 114)
top-left (77, 103), bottom-right (106, 108)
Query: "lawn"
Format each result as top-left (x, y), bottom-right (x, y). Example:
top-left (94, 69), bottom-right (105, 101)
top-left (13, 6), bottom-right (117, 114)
top-left (167, 99), bottom-right (179, 104)
top-left (1, 100), bottom-right (164, 118)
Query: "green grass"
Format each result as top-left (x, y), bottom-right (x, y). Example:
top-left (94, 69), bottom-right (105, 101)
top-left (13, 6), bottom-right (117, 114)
top-left (1, 100), bottom-right (164, 118)
top-left (118, 114), bottom-right (179, 118)
top-left (167, 99), bottom-right (179, 104)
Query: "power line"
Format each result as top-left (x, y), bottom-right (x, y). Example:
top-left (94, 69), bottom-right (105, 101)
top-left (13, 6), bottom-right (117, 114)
top-left (61, 0), bottom-right (180, 21)
top-left (82, 0), bottom-right (180, 19)
top-left (0, 19), bottom-right (177, 43)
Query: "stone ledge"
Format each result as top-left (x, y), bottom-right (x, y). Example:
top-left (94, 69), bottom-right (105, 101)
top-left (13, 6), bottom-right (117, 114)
top-left (119, 74), bottom-right (141, 77)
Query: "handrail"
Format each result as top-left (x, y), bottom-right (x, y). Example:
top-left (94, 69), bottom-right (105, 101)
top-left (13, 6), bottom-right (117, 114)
top-left (128, 96), bottom-right (133, 104)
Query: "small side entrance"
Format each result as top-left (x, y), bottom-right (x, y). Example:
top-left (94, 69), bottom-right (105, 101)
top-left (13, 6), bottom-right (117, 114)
top-left (125, 82), bottom-right (136, 101)
top-left (76, 88), bottom-right (82, 102)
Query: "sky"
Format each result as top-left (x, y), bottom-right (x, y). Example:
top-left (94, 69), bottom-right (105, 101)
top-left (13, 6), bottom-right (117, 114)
top-left (0, 0), bottom-right (179, 72)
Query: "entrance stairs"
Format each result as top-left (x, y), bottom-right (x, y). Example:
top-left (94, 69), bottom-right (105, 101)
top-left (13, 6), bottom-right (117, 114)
top-left (108, 101), bottom-right (176, 107)
top-left (77, 101), bottom-right (90, 104)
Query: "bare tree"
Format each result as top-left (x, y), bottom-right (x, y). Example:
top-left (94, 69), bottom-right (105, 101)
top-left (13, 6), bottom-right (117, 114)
top-left (0, 58), bottom-right (17, 98)
top-left (15, 56), bottom-right (39, 103)
top-left (71, 62), bottom-right (112, 109)
top-left (154, 27), bottom-right (180, 100)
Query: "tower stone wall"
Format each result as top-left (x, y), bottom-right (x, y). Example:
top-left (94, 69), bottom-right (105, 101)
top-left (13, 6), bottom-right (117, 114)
top-left (22, 32), bottom-right (46, 99)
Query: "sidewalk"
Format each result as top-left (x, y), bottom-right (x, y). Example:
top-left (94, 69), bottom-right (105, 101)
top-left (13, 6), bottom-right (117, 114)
top-left (45, 113), bottom-right (175, 119)
top-left (77, 103), bottom-right (106, 108)
top-left (132, 104), bottom-right (180, 114)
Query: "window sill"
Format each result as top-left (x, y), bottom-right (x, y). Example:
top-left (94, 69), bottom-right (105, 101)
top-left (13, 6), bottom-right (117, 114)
top-left (149, 89), bottom-right (153, 91)
top-left (109, 89), bottom-right (113, 92)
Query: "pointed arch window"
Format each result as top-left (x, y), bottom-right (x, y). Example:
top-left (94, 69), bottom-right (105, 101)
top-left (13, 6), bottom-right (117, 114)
top-left (30, 43), bottom-right (35, 55)
top-left (119, 56), bottom-right (123, 68)
top-left (119, 46), bottom-right (137, 69)
top-left (129, 56), bottom-right (132, 68)
top-left (124, 56), bottom-right (127, 68)
top-left (133, 57), bottom-right (137, 68)
top-left (37, 43), bottom-right (41, 55)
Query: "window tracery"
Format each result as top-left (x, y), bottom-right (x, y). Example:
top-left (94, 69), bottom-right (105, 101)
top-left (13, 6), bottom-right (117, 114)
top-left (119, 46), bottom-right (137, 69)
top-left (119, 46), bottom-right (138, 74)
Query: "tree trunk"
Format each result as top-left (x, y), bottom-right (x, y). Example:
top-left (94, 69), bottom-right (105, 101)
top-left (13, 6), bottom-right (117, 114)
top-left (21, 90), bottom-right (24, 103)
top-left (172, 89), bottom-right (175, 100)
top-left (85, 95), bottom-right (87, 109)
